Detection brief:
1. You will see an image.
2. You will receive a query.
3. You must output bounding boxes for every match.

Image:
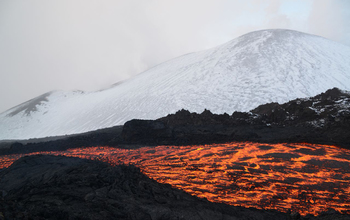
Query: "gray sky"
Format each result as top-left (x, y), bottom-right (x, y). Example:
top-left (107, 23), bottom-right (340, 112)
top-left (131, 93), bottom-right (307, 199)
top-left (1, 0), bottom-right (350, 113)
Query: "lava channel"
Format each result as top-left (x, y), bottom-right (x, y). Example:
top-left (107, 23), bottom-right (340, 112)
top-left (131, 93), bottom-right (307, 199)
top-left (1, 142), bottom-right (350, 216)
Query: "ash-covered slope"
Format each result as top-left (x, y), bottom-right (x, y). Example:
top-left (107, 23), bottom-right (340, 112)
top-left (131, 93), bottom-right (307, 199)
top-left (1, 29), bottom-right (350, 140)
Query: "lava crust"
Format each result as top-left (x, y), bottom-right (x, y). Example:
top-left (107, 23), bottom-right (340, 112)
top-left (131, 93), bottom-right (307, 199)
top-left (0, 155), bottom-right (290, 220)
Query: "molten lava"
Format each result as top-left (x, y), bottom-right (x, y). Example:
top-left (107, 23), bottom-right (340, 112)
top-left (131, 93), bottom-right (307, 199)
top-left (1, 142), bottom-right (350, 215)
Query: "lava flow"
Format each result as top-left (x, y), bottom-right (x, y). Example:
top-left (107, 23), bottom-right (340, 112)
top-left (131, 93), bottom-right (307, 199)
top-left (1, 142), bottom-right (350, 216)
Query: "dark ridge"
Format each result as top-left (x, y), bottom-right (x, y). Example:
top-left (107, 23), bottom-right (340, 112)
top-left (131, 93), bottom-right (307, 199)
top-left (122, 87), bottom-right (350, 148)
top-left (6, 92), bottom-right (52, 117)
top-left (0, 125), bottom-right (125, 155)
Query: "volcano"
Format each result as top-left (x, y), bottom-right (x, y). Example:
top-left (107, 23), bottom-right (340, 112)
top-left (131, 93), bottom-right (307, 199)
top-left (1, 29), bottom-right (350, 140)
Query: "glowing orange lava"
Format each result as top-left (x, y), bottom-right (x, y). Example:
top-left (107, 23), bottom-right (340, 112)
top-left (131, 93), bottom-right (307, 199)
top-left (1, 142), bottom-right (349, 216)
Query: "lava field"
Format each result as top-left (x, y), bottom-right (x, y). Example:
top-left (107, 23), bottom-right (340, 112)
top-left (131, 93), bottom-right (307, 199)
top-left (1, 142), bottom-right (349, 216)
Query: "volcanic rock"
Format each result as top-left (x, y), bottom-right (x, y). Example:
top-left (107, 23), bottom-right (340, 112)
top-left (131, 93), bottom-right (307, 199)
top-left (122, 88), bottom-right (350, 149)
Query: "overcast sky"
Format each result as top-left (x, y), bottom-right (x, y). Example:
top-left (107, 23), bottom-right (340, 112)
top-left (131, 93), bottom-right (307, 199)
top-left (0, 0), bottom-right (350, 113)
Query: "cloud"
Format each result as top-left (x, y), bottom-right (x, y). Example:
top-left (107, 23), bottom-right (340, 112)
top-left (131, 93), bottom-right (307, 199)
top-left (308, 0), bottom-right (350, 44)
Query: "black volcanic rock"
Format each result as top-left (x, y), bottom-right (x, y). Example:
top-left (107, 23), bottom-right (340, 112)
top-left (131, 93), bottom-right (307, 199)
top-left (122, 88), bottom-right (350, 148)
top-left (251, 87), bottom-right (350, 126)
top-left (0, 126), bottom-right (125, 155)
top-left (0, 155), bottom-right (291, 220)
top-left (122, 119), bottom-right (172, 145)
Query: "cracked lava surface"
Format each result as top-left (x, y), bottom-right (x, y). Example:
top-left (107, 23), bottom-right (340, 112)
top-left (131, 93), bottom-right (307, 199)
top-left (1, 142), bottom-right (350, 215)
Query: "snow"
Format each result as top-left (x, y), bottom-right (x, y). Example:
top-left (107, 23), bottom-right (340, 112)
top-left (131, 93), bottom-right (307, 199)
top-left (308, 119), bottom-right (325, 128)
top-left (1, 29), bottom-right (350, 140)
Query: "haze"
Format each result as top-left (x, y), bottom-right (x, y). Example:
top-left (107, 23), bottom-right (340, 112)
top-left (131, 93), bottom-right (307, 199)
top-left (0, 0), bottom-right (349, 113)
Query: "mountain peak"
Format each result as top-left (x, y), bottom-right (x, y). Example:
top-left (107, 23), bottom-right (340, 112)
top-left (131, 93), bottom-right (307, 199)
top-left (1, 29), bottom-right (350, 140)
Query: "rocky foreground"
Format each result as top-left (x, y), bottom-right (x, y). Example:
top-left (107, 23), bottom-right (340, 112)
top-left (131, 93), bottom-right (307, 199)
top-left (1, 155), bottom-right (349, 220)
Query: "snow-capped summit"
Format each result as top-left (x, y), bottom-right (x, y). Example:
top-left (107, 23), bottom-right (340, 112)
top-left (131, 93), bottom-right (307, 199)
top-left (1, 29), bottom-right (350, 140)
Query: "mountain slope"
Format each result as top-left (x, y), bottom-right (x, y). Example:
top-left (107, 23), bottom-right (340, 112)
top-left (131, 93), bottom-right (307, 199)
top-left (1, 29), bottom-right (350, 140)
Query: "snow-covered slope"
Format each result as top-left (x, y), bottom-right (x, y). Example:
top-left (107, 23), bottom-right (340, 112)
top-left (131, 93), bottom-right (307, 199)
top-left (1, 29), bottom-right (350, 140)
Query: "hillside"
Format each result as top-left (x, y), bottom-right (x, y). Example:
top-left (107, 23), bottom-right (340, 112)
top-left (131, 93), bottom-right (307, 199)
top-left (1, 29), bottom-right (350, 140)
